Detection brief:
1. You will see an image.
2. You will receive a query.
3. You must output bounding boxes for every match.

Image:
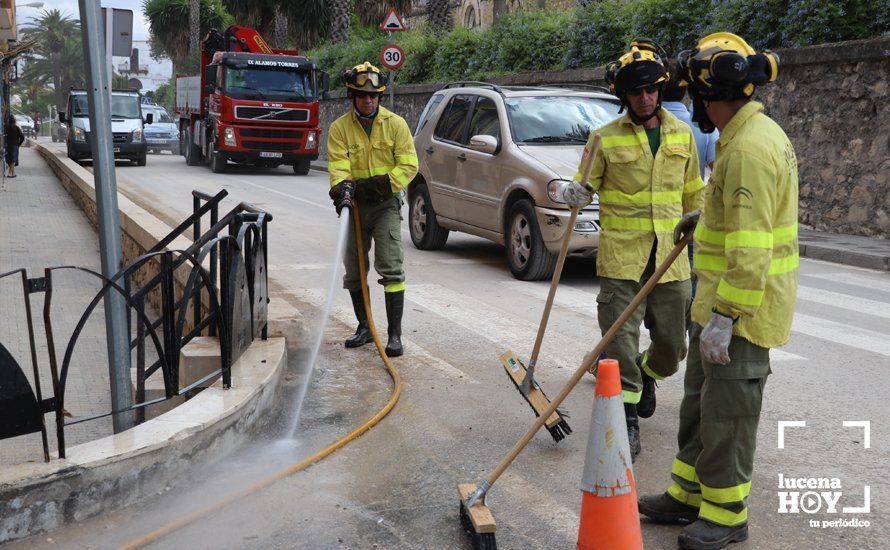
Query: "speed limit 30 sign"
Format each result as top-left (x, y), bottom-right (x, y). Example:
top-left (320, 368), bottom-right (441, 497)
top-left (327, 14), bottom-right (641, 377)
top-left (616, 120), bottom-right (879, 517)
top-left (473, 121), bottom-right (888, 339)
top-left (379, 44), bottom-right (406, 70)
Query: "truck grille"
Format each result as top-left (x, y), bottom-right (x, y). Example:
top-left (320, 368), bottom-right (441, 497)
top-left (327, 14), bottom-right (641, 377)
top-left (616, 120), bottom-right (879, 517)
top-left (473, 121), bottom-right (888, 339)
top-left (239, 129), bottom-right (303, 140)
top-left (242, 141), bottom-right (296, 151)
top-left (234, 106), bottom-right (310, 122)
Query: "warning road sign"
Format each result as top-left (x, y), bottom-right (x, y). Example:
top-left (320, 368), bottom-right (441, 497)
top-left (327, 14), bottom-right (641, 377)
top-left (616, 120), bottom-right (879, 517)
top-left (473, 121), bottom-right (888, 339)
top-left (380, 7), bottom-right (406, 31)
top-left (379, 44), bottom-right (406, 70)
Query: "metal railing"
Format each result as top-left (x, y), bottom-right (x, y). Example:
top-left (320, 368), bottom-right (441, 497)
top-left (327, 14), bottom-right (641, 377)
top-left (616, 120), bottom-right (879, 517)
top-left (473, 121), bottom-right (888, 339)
top-left (0, 188), bottom-right (272, 460)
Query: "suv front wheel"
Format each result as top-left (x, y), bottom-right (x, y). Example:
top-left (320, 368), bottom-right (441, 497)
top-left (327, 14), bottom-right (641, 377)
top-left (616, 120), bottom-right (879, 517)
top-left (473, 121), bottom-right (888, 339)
top-left (409, 183), bottom-right (449, 250)
top-left (506, 199), bottom-right (557, 281)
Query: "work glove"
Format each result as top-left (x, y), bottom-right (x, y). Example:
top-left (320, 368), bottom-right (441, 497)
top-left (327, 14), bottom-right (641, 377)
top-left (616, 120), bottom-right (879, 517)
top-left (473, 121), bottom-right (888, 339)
top-left (699, 311), bottom-right (734, 365)
top-left (356, 174), bottom-right (393, 202)
top-left (673, 209), bottom-right (701, 244)
top-left (561, 181), bottom-right (593, 208)
top-left (329, 180), bottom-right (355, 216)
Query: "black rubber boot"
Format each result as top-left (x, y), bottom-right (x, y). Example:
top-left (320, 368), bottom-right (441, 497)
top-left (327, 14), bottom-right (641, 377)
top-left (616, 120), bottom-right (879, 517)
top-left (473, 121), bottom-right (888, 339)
top-left (345, 290), bottom-right (372, 348)
top-left (625, 403), bottom-right (641, 463)
top-left (638, 492), bottom-right (699, 523)
top-left (637, 352), bottom-right (657, 419)
top-left (679, 520), bottom-right (749, 550)
top-left (384, 290), bottom-right (404, 357)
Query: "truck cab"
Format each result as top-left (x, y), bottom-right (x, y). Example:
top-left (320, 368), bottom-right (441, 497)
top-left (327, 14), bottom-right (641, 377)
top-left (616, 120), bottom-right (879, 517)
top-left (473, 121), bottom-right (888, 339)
top-left (177, 26), bottom-right (328, 175)
top-left (61, 89), bottom-right (151, 166)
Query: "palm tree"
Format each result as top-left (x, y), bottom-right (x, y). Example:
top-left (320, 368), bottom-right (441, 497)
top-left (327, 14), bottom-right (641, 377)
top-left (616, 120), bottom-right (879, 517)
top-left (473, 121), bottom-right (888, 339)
top-left (143, 0), bottom-right (232, 72)
top-left (328, 0), bottom-right (351, 43)
top-left (425, 0), bottom-right (452, 33)
top-left (19, 9), bottom-right (79, 110)
top-left (190, 0), bottom-right (200, 56)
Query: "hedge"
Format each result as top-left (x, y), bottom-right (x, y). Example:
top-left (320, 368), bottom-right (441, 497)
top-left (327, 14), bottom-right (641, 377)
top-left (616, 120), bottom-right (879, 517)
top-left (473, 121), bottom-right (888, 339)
top-left (308, 0), bottom-right (890, 86)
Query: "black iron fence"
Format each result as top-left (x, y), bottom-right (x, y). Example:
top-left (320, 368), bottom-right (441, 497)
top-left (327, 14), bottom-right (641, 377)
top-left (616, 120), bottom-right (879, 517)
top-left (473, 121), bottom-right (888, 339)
top-left (0, 189), bottom-right (271, 461)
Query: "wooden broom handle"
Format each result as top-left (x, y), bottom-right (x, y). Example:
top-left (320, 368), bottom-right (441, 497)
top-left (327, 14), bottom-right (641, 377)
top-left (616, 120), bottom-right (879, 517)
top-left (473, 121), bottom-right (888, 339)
top-left (486, 231), bottom-right (692, 488)
top-left (528, 134), bottom-right (601, 367)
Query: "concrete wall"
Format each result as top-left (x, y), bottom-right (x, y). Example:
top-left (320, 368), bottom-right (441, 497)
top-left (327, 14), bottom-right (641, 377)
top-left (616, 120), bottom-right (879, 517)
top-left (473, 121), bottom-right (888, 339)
top-left (318, 37), bottom-right (889, 238)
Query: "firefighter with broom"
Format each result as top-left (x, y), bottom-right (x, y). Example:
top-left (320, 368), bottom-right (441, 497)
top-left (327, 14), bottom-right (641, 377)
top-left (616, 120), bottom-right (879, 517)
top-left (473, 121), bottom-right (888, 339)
top-left (328, 61), bottom-right (418, 357)
top-left (637, 32), bottom-right (797, 550)
top-left (562, 38), bottom-right (704, 462)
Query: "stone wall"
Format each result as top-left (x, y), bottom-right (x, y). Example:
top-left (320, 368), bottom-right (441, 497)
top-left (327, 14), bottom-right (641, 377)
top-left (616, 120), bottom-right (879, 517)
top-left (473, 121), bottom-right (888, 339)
top-left (318, 37), bottom-right (889, 238)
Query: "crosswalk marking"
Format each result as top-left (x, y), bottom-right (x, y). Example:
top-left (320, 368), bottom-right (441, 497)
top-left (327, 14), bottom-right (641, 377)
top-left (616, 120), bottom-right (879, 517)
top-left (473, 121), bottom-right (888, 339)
top-left (804, 272), bottom-right (890, 295)
top-left (792, 313), bottom-right (890, 357)
top-left (288, 287), bottom-right (476, 383)
top-left (797, 285), bottom-right (890, 320)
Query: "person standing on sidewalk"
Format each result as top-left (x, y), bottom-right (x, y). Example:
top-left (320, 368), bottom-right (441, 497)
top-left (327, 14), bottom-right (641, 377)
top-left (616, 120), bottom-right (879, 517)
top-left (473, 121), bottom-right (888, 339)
top-left (638, 32), bottom-right (798, 550)
top-left (5, 116), bottom-right (25, 178)
top-left (562, 38), bottom-right (704, 462)
top-left (328, 62), bottom-right (418, 357)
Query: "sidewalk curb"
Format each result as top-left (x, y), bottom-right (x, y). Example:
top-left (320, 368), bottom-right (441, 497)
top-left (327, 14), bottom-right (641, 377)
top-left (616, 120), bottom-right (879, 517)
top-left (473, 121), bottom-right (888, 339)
top-left (0, 141), bottom-right (296, 543)
top-left (798, 242), bottom-right (890, 271)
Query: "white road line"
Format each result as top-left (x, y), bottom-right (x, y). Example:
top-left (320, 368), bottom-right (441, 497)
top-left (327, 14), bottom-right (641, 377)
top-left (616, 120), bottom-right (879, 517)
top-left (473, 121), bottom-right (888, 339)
top-left (499, 471), bottom-right (580, 537)
top-left (771, 349), bottom-right (806, 361)
top-left (804, 272), bottom-right (890, 295)
top-left (289, 287), bottom-right (475, 383)
top-left (797, 285), bottom-right (890, 320)
top-left (410, 283), bottom-right (591, 375)
top-left (792, 313), bottom-right (890, 357)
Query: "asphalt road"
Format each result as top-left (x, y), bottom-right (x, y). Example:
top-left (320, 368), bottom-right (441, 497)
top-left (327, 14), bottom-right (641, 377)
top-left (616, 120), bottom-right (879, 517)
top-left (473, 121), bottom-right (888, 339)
top-left (14, 147), bottom-right (890, 549)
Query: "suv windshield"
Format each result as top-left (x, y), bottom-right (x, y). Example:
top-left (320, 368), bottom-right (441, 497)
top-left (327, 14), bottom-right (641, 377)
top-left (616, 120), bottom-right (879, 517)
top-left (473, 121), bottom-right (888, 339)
top-left (144, 107), bottom-right (173, 123)
top-left (224, 66), bottom-right (315, 100)
top-left (507, 96), bottom-right (620, 144)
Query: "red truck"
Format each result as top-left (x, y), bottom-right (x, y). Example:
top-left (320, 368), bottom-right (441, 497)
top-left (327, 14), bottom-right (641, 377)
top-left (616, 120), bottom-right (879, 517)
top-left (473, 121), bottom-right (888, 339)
top-left (176, 25), bottom-right (329, 174)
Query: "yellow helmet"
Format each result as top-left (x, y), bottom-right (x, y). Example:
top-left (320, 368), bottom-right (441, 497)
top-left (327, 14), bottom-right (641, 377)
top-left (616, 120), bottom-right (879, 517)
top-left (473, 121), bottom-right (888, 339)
top-left (342, 61), bottom-right (386, 93)
top-left (678, 32), bottom-right (779, 99)
top-left (605, 40), bottom-right (669, 97)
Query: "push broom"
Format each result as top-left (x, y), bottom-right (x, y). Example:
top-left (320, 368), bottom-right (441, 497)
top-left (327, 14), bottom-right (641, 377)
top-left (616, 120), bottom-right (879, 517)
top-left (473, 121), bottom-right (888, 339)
top-left (500, 134), bottom-right (602, 443)
top-left (459, 225), bottom-right (696, 549)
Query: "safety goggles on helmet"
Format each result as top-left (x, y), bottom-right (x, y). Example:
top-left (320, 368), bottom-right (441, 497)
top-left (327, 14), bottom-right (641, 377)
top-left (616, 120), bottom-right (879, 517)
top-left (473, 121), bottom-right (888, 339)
top-left (605, 42), bottom-right (669, 97)
top-left (677, 32), bottom-right (779, 100)
top-left (343, 61), bottom-right (387, 93)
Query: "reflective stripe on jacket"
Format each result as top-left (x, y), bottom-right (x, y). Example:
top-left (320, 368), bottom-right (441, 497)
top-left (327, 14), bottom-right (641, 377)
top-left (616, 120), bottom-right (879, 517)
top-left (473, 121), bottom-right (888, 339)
top-left (575, 108), bottom-right (704, 282)
top-left (691, 101), bottom-right (799, 348)
top-left (327, 106), bottom-right (418, 192)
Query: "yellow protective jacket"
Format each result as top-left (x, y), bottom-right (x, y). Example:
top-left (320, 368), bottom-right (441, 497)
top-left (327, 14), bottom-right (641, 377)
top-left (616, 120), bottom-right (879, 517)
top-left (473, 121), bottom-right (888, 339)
top-left (576, 108), bottom-right (705, 282)
top-left (327, 106), bottom-right (418, 192)
top-left (691, 102), bottom-right (799, 348)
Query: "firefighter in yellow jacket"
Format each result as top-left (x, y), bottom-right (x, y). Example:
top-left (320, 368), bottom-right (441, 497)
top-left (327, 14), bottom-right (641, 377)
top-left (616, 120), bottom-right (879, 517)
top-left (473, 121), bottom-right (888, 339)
top-left (564, 39), bottom-right (705, 461)
top-left (328, 62), bottom-right (418, 357)
top-left (637, 33), bottom-right (798, 550)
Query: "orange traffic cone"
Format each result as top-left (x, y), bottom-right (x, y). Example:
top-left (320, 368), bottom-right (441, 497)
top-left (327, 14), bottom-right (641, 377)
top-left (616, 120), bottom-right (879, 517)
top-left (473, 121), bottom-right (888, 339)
top-left (577, 359), bottom-right (643, 550)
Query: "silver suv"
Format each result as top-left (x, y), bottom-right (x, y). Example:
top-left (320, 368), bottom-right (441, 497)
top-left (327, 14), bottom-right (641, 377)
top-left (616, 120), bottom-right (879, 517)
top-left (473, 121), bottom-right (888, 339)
top-left (409, 82), bottom-right (621, 280)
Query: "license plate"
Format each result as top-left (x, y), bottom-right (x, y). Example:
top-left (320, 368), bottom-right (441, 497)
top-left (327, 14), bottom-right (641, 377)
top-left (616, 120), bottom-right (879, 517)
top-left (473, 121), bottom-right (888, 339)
top-left (259, 152), bottom-right (283, 158)
top-left (113, 147), bottom-right (121, 152)
top-left (147, 138), bottom-right (164, 144)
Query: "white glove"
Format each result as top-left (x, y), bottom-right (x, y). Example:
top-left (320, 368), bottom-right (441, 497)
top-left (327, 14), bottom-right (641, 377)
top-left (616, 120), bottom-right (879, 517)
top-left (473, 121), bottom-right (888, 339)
top-left (699, 311), bottom-right (734, 365)
top-left (562, 181), bottom-right (592, 208)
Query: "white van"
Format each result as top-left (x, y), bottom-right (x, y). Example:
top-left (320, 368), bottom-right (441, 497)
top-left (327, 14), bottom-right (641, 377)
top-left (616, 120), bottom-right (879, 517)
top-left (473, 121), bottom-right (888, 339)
top-left (61, 89), bottom-right (151, 165)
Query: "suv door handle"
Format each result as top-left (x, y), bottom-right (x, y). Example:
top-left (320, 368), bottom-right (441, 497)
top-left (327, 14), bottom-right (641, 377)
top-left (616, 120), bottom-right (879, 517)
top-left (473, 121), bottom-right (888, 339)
top-left (425, 146), bottom-right (434, 154)
top-left (457, 153), bottom-right (467, 162)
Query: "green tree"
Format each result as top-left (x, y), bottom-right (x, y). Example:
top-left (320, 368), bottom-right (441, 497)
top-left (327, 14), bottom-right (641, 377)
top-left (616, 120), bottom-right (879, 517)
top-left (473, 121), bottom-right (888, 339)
top-left (143, 0), bottom-right (231, 73)
top-left (19, 9), bottom-right (80, 109)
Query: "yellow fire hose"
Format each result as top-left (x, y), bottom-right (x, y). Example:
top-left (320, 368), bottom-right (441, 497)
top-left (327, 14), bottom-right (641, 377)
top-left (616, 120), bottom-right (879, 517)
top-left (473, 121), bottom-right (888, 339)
top-left (120, 201), bottom-right (401, 549)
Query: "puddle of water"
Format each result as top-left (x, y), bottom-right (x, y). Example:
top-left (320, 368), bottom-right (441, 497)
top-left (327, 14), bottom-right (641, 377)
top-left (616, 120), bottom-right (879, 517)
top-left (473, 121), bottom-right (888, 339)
top-left (287, 211), bottom-right (351, 437)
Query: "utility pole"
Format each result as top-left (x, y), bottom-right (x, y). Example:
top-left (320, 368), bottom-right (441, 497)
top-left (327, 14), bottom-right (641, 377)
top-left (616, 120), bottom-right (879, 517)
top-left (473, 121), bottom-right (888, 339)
top-left (77, 0), bottom-right (134, 432)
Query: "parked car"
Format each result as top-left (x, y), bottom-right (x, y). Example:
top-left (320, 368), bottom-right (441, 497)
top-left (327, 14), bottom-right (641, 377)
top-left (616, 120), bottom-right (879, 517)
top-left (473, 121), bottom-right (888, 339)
top-left (61, 89), bottom-right (151, 165)
top-left (14, 114), bottom-right (34, 137)
top-left (410, 82), bottom-right (621, 280)
top-left (141, 105), bottom-right (179, 154)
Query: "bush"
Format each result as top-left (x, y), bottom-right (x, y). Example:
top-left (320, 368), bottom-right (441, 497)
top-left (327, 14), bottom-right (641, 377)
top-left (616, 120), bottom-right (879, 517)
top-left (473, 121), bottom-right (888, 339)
top-left (781, 0), bottom-right (889, 47)
top-left (708, 0), bottom-right (787, 49)
top-left (628, 0), bottom-right (713, 56)
top-left (564, 0), bottom-right (633, 69)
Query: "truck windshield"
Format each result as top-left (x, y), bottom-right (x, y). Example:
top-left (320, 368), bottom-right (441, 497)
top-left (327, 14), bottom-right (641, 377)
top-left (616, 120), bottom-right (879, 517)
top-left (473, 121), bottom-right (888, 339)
top-left (224, 66), bottom-right (314, 100)
top-left (506, 96), bottom-right (621, 144)
top-left (71, 95), bottom-right (142, 119)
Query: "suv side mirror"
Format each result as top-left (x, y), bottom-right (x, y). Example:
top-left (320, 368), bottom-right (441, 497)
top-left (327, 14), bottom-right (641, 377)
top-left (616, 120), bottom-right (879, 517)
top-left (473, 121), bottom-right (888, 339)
top-left (145, 113), bottom-right (153, 125)
top-left (58, 113), bottom-right (67, 123)
top-left (469, 134), bottom-right (498, 155)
